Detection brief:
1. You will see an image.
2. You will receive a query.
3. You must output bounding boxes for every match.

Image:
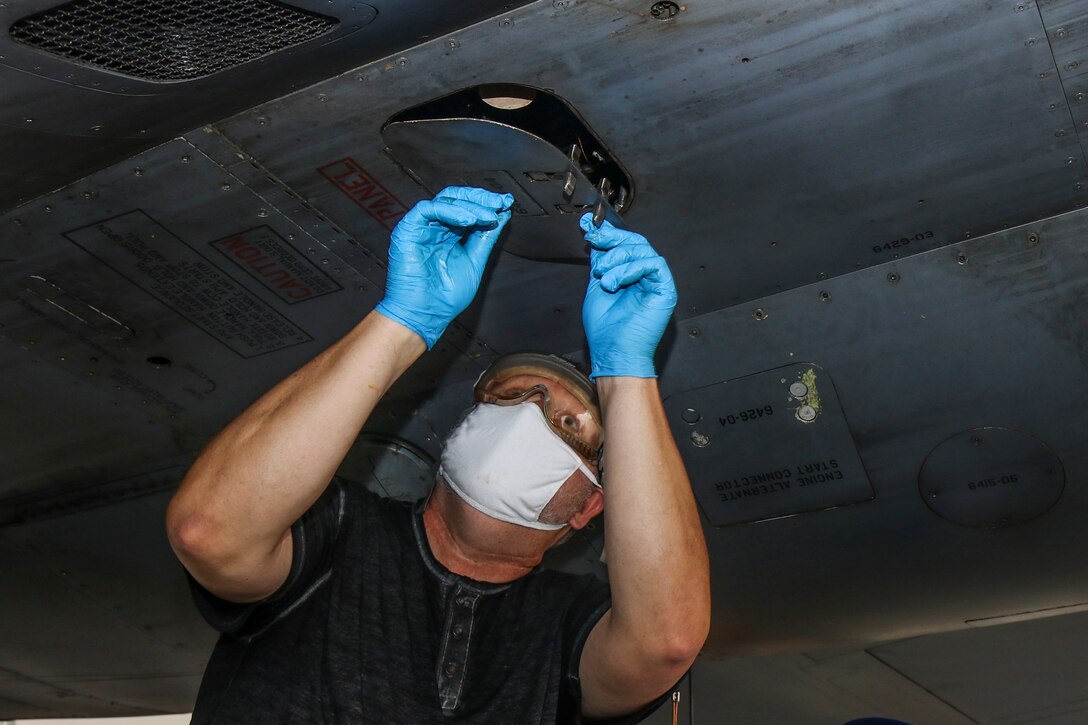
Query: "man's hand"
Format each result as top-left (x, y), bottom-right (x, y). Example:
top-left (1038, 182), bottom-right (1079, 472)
top-left (377, 187), bottom-right (514, 348)
top-left (580, 214), bottom-right (677, 378)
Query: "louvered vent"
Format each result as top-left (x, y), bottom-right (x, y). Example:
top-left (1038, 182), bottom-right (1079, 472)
top-left (8, 0), bottom-right (339, 82)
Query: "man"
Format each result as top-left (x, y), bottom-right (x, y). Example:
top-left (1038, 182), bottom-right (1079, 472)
top-left (167, 186), bottom-right (710, 723)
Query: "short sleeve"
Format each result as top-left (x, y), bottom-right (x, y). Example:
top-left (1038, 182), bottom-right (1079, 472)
top-left (187, 477), bottom-right (348, 639)
top-left (564, 585), bottom-right (674, 725)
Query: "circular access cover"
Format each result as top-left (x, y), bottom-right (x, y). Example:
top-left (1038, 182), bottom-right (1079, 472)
top-left (919, 427), bottom-right (1064, 528)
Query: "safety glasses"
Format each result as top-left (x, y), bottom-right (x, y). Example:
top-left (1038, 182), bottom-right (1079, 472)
top-left (474, 383), bottom-right (602, 468)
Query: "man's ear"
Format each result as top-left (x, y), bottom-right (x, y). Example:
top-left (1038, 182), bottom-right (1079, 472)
top-left (568, 488), bottom-right (604, 530)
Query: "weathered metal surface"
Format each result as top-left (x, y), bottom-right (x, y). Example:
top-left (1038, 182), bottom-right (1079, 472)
top-left (219, 0), bottom-right (1088, 332)
top-left (664, 205), bottom-right (1088, 652)
top-left (0, 0), bottom-right (536, 210)
top-left (665, 363), bottom-right (873, 526)
top-left (918, 427), bottom-right (1065, 529)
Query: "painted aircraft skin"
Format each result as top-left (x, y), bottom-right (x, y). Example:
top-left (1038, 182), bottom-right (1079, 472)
top-left (1, 1), bottom-right (1087, 722)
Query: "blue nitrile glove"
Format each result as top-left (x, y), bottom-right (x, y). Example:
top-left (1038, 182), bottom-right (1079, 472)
top-left (580, 214), bottom-right (677, 379)
top-left (376, 187), bottom-right (514, 348)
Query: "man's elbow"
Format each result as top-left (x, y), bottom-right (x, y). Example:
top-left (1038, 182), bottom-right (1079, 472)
top-left (658, 615), bottom-right (710, 668)
top-left (166, 503), bottom-right (222, 569)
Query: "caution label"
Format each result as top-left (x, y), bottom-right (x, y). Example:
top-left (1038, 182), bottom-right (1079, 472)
top-left (63, 211), bottom-right (312, 358)
top-left (210, 226), bottom-right (341, 304)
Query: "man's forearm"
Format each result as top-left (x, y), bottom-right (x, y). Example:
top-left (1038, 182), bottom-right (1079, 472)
top-left (596, 377), bottom-right (711, 657)
top-left (167, 311), bottom-right (425, 599)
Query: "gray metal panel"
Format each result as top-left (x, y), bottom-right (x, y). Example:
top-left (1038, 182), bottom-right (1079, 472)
top-left (0, 491), bottom-right (214, 719)
top-left (664, 206), bottom-right (1088, 653)
top-left (218, 0), bottom-right (1088, 329)
top-left (869, 611), bottom-right (1088, 724)
top-left (1040, 0), bottom-right (1088, 161)
top-left (0, 134), bottom-right (416, 507)
top-left (665, 364), bottom-right (874, 526)
top-left (0, 0), bottom-right (536, 210)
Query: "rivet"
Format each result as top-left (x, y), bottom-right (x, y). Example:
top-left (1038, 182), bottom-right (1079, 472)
top-left (498, 17), bottom-right (514, 28)
top-left (181, 154), bottom-right (192, 163)
top-left (43, 205), bottom-right (52, 212)
top-left (789, 382), bottom-right (808, 398)
top-left (970, 435), bottom-right (983, 446)
top-left (220, 182), bottom-right (231, 191)
top-left (797, 405), bottom-right (817, 422)
top-left (134, 168), bottom-right (144, 177)
top-left (81, 190), bottom-right (97, 199)
top-left (688, 327), bottom-right (700, 338)
top-left (318, 93), bottom-right (328, 102)
top-left (396, 56), bottom-right (410, 66)
top-left (957, 252), bottom-right (968, 265)
top-left (553, 0), bottom-right (572, 7)
top-left (650, 1), bottom-right (681, 20)
top-left (887, 272), bottom-right (900, 283)
top-left (257, 209), bottom-right (269, 218)
top-left (1027, 232), bottom-right (1040, 245)
top-left (446, 38), bottom-right (460, 49)
top-left (256, 116), bottom-right (269, 126)
top-left (752, 308), bottom-right (767, 321)
top-left (818, 290), bottom-right (832, 303)
top-left (681, 408), bottom-right (701, 424)
top-left (690, 431), bottom-right (710, 447)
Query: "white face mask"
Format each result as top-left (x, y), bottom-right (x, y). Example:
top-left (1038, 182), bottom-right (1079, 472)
top-left (438, 403), bottom-right (600, 530)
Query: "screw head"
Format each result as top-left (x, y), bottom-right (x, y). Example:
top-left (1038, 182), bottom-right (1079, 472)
top-left (650, 1), bottom-right (681, 20)
top-left (797, 405), bottom-right (817, 422)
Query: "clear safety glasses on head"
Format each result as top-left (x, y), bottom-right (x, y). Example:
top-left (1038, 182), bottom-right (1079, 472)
top-left (439, 402), bottom-right (600, 530)
top-left (474, 382), bottom-right (602, 466)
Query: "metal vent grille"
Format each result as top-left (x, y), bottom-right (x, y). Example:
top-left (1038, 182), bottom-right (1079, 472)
top-left (8, 0), bottom-right (339, 82)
